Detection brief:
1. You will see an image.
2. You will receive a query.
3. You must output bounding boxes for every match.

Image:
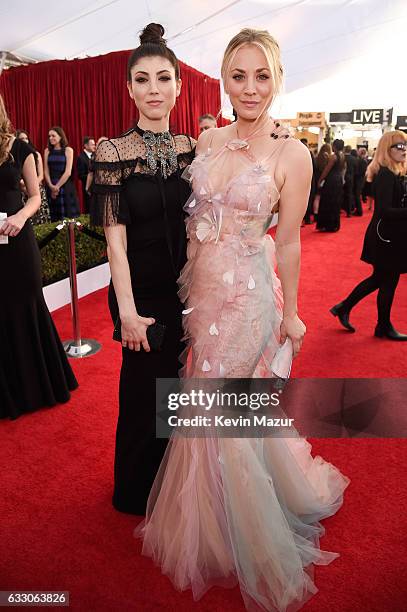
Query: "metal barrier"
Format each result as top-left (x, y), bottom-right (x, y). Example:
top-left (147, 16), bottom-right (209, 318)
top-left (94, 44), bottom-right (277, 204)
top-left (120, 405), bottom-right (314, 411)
top-left (39, 219), bottom-right (103, 358)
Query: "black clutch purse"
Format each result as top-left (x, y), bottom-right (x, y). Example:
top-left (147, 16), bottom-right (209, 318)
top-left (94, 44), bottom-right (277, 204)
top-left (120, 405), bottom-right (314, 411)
top-left (113, 317), bottom-right (166, 351)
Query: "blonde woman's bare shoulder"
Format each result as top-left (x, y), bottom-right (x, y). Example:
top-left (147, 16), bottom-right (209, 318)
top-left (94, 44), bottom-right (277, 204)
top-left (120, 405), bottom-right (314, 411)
top-left (196, 127), bottom-right (216, 154)
top-left (275, 137), bottom-right (312, 186)
top-left (196, 123), bottom-right (235, 154)
top-left (280, 137), bottom-right (313, 167)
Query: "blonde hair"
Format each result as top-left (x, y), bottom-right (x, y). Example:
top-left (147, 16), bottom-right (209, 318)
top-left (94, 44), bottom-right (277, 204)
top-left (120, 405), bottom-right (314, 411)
top-left (221, 28), bottom-right (283, 106)
top-left (367, 130), bottom-right (407, 181)
top-left (0, 94), bottom-right (13, 166)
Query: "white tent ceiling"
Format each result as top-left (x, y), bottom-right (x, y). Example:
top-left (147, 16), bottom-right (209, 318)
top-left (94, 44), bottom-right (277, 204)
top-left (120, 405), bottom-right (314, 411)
top-left (1, 0), bottom-right (405, 118)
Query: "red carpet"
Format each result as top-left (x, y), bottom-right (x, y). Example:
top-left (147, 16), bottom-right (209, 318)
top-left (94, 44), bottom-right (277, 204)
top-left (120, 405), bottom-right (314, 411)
top-left (1, 205), bottom-right (406, 611)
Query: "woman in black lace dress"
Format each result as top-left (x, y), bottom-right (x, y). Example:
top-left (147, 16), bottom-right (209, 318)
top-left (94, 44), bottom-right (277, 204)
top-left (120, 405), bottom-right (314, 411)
top-left (91, 23), bottom-right (195, 514)
top-left (316, 139), bottom-right (346, 232)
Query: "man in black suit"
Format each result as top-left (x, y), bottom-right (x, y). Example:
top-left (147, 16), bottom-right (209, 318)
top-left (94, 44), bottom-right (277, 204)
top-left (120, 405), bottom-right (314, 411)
top-left (343, 145), bottom-right (357, 217)
top-left (77, 136), bottom-right (96, 213)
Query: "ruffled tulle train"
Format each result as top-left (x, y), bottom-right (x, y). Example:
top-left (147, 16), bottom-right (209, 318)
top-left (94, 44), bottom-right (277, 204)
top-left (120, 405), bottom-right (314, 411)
top-left (135, 432), bottom-right (350, 612)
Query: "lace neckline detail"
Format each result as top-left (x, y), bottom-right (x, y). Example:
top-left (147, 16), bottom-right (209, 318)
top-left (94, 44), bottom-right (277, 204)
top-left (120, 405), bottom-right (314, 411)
top-left (219, 119), bottom-right (289, 154)
top-left (133, 124), bottom-right (178, 179)
top-left (134, 124), bottom-right (172, 138)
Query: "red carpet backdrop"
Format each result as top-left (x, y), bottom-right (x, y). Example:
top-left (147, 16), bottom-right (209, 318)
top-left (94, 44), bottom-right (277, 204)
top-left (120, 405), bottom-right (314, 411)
top-left (0, 48), bottom-right (223, 162)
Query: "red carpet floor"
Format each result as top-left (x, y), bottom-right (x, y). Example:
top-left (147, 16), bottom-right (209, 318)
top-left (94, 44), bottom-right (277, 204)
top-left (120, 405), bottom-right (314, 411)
top-left (1, 205), bottom-right (406, 611)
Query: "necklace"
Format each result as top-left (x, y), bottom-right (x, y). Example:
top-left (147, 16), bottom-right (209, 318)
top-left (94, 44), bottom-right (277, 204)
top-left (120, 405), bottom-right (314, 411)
top-left (136, 125), bottom-right (178, 179)
top-left (235, 117), bottom-right (289, 142)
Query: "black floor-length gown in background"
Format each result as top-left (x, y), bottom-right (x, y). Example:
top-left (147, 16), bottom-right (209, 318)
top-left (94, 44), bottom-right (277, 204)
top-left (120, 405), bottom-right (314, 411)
top-left (0, 138), bottom-right (78, 419)
top-left (91, 126), bottom-right (195, 514)
top-left (316, 152), bottom-right (345, 232)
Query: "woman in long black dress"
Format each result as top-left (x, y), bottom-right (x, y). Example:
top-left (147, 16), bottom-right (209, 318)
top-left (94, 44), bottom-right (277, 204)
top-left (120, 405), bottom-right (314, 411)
top-left (0, 95), bottom-right (78, 419)
top-left (316, 139), bottom-right (346, 232)
top-left (44, 126), bottom-right (79, 221)
top-left (91, 23), bottom-right (195, 514)
top-left (330, 130), bottom-right (407, 340)
top-left (313, 143), bottom-right (332, 222)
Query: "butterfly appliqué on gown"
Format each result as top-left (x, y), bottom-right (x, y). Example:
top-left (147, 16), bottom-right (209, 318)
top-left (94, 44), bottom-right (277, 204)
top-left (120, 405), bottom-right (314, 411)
top-left (134, 121), bottom-right (350, 612)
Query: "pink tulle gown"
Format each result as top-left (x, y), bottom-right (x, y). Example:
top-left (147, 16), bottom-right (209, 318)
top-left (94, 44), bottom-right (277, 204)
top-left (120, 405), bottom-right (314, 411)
top-left (134, 119), bottom-right (350, 612)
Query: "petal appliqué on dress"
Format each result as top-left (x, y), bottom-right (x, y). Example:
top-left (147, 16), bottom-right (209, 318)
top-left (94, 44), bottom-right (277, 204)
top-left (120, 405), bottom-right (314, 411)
top-left (182, 307), bottom-right (195, 315)
top-left (209, 323), bottom-right (219, 336)
top-left (202, 359), bottom-right (211, 372)
top-left (248, 275), bottom-right (256, 290)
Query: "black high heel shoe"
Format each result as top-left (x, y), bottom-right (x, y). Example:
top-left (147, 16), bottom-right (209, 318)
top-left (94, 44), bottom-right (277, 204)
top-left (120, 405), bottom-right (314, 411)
top-left (374, 323), bottom-right (407, 341)
top-left (329, 302), bottom-right (355, 332)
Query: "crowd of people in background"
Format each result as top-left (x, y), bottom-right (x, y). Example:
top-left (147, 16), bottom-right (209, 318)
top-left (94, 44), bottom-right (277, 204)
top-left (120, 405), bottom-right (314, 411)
top-left (14, 129), bottom-right (108, 224)
top-left (11, 121), bottom-right (406, 245)
top-left (300, 136), bottom-right (377, 232)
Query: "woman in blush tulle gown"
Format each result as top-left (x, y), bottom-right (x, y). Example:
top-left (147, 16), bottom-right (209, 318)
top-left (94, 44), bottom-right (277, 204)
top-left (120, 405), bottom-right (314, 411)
top-left (135, 28), bottom-right (350, 612)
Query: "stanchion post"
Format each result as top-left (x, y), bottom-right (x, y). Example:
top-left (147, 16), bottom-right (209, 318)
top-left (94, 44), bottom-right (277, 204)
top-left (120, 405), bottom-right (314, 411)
top-left (67, 220), bottom-right (81, 347)
top-left (63, 219), bottom-right (101, 358)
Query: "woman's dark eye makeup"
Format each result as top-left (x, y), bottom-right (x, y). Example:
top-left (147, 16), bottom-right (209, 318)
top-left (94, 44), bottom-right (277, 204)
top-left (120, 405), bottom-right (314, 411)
top-left (134, 74), bottom-right (172, 83)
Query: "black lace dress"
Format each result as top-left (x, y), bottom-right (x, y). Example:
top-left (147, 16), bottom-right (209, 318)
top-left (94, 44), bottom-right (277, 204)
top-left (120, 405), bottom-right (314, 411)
top-left (91, 126), bottom-right (195, 514)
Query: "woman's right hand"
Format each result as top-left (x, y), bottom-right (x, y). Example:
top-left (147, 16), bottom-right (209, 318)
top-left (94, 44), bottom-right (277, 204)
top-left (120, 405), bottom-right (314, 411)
top-left (120, 314), bottom-right (155, 352)
top-left (0, 210), bottom-right (28, 237)
top-left (280, 314), bottom-right (306, 358)
top-left (51, 185), bottom-right (59, 199)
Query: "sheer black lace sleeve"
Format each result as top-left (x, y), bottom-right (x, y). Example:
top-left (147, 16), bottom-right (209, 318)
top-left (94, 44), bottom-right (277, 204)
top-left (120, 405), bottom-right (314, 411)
top-left (90, 130), bottom-right (196, 226)
top-left (174, 134), bottom-right (196, 169)
top-left (90, 139), bottom-right (130, 227)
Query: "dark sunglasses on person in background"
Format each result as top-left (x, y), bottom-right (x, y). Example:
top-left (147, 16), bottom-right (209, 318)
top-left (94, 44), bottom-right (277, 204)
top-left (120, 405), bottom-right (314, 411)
top-left (390, 142), bottom-right (407, 151)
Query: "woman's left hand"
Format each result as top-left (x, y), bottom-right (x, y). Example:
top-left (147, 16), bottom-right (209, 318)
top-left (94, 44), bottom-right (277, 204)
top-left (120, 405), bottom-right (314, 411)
top-left (0, 210), bottom-right (28, 237)
top-left (280, 314), bottom-right (306, 357)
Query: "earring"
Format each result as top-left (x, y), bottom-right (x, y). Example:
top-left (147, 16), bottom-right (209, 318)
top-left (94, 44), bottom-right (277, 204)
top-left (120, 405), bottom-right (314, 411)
top-left (216, 91), bottom-right (230, 121)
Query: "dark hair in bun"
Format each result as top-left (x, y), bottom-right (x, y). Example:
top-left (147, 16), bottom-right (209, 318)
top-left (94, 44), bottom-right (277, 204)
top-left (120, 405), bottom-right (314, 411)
top-left (139, 23), bottom-right (165, 45)
top-left (127, 23), bottom-right (180, 80)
